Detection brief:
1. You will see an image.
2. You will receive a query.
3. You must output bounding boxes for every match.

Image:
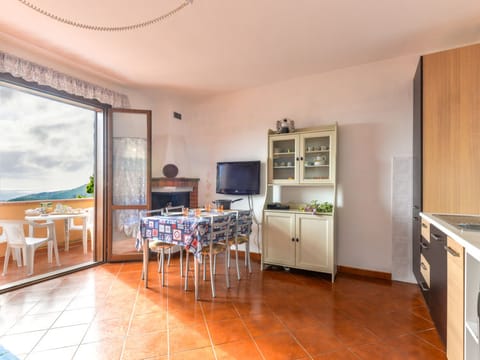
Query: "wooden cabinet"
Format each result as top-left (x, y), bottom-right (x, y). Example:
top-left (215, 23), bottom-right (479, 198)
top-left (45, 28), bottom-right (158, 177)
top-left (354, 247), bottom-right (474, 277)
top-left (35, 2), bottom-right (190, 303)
top-left (262, 211), bottom-right (334, 275)
top-left (422, 43), bottom-right (480, 215)
top-left (465, 252), bottom-right (480, 359)
top-left (446, 237), bottom-right (464, 360)
top-left (268, 127), bottom-right (336, 185)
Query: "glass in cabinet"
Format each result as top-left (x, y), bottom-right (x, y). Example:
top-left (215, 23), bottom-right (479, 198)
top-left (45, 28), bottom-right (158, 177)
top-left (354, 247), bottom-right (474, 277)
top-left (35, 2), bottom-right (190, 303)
top-left (300, 131), bottom-right (334, 183)
top-left (269, 130), bottom-right (335, 184)
top-left (269, 134), bottom-right (299, 183)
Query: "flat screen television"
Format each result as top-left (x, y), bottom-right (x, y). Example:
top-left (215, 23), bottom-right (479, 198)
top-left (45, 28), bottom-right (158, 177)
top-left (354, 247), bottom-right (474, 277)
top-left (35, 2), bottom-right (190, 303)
top-left (216, 161), bottom-right (261, 195)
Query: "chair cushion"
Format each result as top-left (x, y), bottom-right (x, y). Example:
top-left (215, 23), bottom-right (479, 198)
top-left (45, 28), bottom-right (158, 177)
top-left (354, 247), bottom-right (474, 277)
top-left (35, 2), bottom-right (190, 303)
top-left (227, 235), bottom-right (249, 245)
top-left (200, 243), bottom-right (226, 256)
top-left (149, 241), bottom-right (173, 251)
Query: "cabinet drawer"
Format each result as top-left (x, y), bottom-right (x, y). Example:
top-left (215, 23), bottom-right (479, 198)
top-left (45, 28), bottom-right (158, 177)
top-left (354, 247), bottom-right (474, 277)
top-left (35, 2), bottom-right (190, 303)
top-left (420, 253), bottom-right (430, 288)
top-left (421, 218), bottom-right (430, 242)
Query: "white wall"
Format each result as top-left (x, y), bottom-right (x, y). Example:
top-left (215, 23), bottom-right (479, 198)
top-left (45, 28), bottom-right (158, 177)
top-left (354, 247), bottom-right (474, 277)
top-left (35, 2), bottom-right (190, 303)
top-left (150, 54), bottom-right (419, 279)
top-left (4, 35), bottom-right (420, 280)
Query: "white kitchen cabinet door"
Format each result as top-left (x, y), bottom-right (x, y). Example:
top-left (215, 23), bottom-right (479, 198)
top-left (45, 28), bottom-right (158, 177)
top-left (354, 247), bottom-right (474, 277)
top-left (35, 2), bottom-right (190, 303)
top-left (263, 211), bottom-right (296, 266)
top-left (295, 214), bottom-right (333, 272)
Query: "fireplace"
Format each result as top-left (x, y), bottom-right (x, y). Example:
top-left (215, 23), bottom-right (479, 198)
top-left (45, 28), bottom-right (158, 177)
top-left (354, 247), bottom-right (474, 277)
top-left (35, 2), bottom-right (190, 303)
top-left (151, 177), bottom-right (199, 210)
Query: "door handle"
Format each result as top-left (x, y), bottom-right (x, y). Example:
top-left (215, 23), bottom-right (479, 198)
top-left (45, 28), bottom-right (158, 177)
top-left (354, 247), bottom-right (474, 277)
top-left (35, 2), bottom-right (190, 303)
top-left (419, 282), bottom-right (429, 291)
top-left (431, 234), bottom-right (441, 241)
top-left (420, 241), bottom-right (428, 249)
top-left (444, 245), bottom-right (460, 257)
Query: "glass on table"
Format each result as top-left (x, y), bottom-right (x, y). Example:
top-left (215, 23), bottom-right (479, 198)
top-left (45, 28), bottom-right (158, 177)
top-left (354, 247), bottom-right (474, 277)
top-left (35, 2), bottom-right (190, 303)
top-left (182, 207), bottom-right (189, 216)
top-left (195, 208), bottom-right (201, 217)
top-left (205, 203), bottom-right (211, 212)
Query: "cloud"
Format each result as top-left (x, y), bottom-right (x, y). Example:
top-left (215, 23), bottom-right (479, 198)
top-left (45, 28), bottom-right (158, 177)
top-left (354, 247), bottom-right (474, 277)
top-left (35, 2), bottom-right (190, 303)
top-left (0, 84), bottom-right (96, 192)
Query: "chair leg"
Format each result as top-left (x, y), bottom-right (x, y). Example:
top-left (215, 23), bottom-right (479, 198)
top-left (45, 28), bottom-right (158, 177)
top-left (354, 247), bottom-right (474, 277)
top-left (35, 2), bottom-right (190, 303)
top-left (194, 256), bottom-right (199, 300)
top-left (246, 242), bottom-right (252, 273)
top-left (47, 242), bottom-right (53, 263)
top-left (26, 246), bottom-right (34, 276)
top-left (2, 246), bottom-right (11, 275)
top-left (234, 240), bottom-right (240, 280)
top-left (161, 248), bottom-right (165, 287)
top-left (210, 253), bottom-right (215, 298)
top-left (167, 248), bottom-right (171, 267)
top-left (184, 251), bottom-right (189, 291)
top-left (225, 248), bottom-right (230, 289)
top-left (213, 254), bottom-right (217, 275)
top-left (179, 247), bottom-right (183, 278)
top-left (203, 255), bottom-right (207, 281)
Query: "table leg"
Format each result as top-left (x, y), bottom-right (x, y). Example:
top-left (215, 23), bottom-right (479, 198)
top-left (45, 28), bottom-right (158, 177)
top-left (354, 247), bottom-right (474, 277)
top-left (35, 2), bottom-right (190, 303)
top-left (194, 256), bottom-right (199, 300)
top-left (51, 224), bottom-right (61, 266)
top-left (64, 219), bottom-right (69, 251)
top-left (82, 217), bottom-right (87, 255)
top-left (143, 238), bottom-right (149, 288)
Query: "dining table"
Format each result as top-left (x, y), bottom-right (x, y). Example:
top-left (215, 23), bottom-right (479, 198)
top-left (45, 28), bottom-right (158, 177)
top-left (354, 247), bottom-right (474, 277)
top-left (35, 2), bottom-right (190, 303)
top-left (138, 209), bottom-right (252, 294)
top-left (25, 212), bottom-right (88, 254)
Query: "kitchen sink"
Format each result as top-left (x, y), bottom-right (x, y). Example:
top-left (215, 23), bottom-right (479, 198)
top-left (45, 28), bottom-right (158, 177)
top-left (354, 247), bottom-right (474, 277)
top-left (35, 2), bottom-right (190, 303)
top-left (433, 214), bottom-right (480, 232)
top-left (457, 223), bottom-right (480, 231)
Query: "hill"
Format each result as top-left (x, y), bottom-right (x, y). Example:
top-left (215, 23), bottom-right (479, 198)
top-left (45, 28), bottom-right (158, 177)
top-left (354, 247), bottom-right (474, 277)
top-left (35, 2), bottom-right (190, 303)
top-left (8, 184), bottom-right (92, 202)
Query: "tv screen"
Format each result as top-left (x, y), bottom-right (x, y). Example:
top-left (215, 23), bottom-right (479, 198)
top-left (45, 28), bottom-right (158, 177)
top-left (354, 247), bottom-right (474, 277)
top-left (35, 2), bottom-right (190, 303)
top-left (216, 161), bottom-right (261, 195)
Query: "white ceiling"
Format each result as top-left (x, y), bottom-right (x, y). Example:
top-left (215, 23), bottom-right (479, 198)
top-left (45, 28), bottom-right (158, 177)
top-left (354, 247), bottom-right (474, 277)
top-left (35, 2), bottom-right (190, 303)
top-left (1, 0), bottom-right (480, 96)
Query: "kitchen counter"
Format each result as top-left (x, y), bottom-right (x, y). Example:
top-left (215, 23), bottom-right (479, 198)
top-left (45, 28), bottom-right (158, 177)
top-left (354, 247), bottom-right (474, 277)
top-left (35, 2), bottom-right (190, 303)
top-left (421, 212), bottom-right (480, 261)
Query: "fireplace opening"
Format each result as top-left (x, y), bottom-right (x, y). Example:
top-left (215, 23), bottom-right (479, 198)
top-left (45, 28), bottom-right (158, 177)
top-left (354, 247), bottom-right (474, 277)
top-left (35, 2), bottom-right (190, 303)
top-left (152, 192), bottom-right (190, 210)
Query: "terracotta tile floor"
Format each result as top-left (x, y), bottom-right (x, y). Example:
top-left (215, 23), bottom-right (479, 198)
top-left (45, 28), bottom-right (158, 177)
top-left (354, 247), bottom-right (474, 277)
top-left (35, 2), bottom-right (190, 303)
top-left (0, 255), bottom-right (446, 359)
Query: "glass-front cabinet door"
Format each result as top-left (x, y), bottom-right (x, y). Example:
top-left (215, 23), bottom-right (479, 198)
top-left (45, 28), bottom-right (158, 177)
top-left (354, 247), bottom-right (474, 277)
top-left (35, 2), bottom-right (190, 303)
top-left (269, 130), bottom-right (336, 185)
top-left (269, 134), bottom-right (299, 184)
top-left (300, 131), bottom-right (336, 184)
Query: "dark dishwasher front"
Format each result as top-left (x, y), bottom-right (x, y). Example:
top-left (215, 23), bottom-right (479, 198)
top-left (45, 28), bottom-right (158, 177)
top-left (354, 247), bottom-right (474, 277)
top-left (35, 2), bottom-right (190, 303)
top-left (428, 224), bottom-right (447, 345)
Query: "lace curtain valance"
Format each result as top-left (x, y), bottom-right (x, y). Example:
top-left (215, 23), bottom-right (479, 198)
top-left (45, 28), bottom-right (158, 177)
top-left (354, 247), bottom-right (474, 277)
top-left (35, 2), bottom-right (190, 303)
top-left (0, 51), bottom-right (130, 107)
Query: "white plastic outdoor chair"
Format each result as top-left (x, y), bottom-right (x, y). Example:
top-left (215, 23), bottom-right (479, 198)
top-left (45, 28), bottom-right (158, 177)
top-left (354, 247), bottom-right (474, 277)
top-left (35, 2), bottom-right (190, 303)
top-left (67, 207), bottom-right (94, 254)
top-left (1, 220), bottom-right (61, 276)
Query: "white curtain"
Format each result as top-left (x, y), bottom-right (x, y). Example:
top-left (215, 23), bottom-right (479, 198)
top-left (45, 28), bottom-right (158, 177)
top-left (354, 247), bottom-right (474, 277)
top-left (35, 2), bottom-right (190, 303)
top-left (113, 137), bottom-right (147, 238)
top-left (0, 51), bottom-right (129, 107)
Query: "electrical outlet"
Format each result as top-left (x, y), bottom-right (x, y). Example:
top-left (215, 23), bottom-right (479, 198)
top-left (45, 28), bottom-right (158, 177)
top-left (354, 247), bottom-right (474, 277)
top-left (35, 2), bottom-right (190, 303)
top-left (173, 112), bottom-right (182, 120)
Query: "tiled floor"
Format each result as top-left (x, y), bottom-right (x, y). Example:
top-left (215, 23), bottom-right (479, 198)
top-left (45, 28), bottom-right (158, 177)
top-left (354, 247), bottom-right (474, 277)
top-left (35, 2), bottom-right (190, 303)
top-left (0, 255), bottom-right (446, 359)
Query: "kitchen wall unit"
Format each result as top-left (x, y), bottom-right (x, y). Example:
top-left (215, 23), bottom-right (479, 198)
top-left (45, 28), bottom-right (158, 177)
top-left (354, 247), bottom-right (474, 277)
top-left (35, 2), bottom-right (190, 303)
top-left (422, 43), bottom-right (480, 215)
top-left (262, 124), bottom-right (337, 280)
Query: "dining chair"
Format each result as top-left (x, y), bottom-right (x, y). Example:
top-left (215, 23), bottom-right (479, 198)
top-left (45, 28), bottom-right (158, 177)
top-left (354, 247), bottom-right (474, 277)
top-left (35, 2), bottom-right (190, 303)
top-left (67, 207), bottom-right (94, 254)
top-left (193, 213), bottom-right (234, 299)
top-left (140, 208), bottom-right (187, 287)
top-left (1, 220), bottom-right (60, 276)
top-left (226, 210), bottom-right (253, 279)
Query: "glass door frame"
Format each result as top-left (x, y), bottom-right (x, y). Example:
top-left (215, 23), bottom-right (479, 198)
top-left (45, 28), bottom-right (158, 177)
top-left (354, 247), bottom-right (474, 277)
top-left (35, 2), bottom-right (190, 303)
top-left (106, 108), bottom-right (151, 262)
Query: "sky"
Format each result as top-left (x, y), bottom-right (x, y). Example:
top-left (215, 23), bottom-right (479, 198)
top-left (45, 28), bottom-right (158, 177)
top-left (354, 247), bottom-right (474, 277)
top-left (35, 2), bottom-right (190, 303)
top-left (0, 84), bottom-right (95, 199)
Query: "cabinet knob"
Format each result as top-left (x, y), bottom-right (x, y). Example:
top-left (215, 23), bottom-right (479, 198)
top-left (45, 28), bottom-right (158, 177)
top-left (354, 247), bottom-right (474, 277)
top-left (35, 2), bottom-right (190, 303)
top-left (296, 238), bottom-right (299, 242)
top-left (300, 157), bottom-right (304, 161)
top-left (422, 223), bottom-right (428, 228)
top-left (431, 234), bottom-right (441, 241)
top-left (291, 238), bottom-right (295, 242)
top-left (296, 157), bottom-right (299, 161)
top-left (420, 241), bottom-right (428, 249)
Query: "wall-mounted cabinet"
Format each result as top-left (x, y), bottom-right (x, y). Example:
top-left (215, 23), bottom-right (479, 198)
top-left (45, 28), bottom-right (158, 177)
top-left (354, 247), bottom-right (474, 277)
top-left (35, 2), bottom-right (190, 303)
top-left (269, 129), bottom-right (336, 185)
